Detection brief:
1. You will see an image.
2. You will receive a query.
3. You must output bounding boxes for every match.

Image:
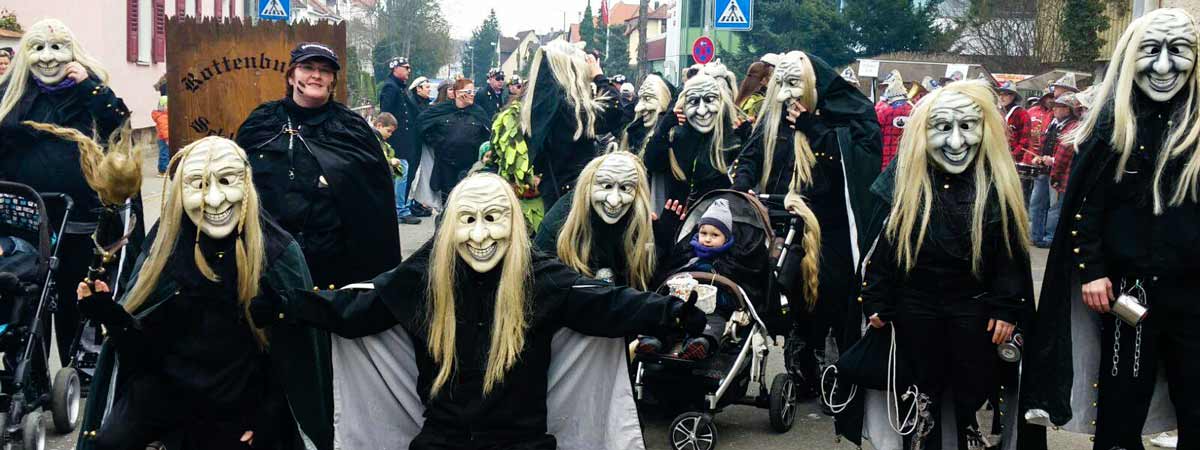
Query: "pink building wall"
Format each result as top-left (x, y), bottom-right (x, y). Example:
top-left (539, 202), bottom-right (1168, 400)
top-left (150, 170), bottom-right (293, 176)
top-left (6, 0), bottom-right (246, 129)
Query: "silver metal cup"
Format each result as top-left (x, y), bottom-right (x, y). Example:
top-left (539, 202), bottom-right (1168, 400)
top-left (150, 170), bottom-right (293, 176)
top-left (1111, 293), bottom-right (1149, 326)
top-left (997, 333), bottom-right (1023, 363)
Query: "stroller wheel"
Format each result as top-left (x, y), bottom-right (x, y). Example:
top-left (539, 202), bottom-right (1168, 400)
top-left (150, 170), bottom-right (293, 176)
top-left (668, 412), bottom-right (717, 450)
top-left (20, 413), bottom-right (44, 450)
top-left (51, 368), bottom-right (81, 433)
top-left (768, 372), bottom-right (798, 432)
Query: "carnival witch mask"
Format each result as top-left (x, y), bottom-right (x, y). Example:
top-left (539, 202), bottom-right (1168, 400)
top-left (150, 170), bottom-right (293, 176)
top-left (180, 139), bottom-right (248, 239)
top-left (452, 177), bottom-right (513, 273)
top-left (683, 75), bottom-right (722, 133)
top-left (772, 52), bottom-right (812, 105)
top-left (590, 155), bottom-right (639, 224)
top-left (1134, 10), bottom-right (1197, 103)
top-left (635, 75), bottom-right (670, 128)
top-left (926, 91), bottom-right (983, 174)
top-left (23, 20), bottom-right (76, 85)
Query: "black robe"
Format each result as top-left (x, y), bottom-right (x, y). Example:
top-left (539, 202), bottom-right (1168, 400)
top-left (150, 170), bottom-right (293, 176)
top-left (235, 97), bottom-right (401, 289)
top-left (642, 116), bottom-right (751, 207)
top-left (525, 58), bottom-right (622, 206)
top-left (416, 101), bottom-right (492, 194)
top-left (273, 241), bottom-right (688, 447)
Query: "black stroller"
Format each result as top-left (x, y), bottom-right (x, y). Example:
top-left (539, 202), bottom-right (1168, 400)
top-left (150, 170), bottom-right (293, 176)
top-left (634, 190), bottom-right (800, 450)
top-left (0, 181), bottom-right (83, 450)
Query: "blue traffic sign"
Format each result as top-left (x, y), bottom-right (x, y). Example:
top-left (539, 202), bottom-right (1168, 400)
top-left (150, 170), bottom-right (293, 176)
top-left (714, 0), bottom-right (752, 31)
top-left (259, 0), bottom-right (290, 21)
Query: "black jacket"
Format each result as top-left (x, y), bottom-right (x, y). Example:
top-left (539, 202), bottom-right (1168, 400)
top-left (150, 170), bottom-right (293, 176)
top-left (1022, 93), bottom-right (1200, 426)
top-left (477, 85), bottom-right (507, 121)
top-left (525, 64), bottom-right (623, 206)
top-left (273, 241), bottom-right (690, 442)
top-left (417, 101), bottom-right (492, 193)
top-left (643, 116), bottom-right (751, 206)
top-left (0, 76), bottom-right (130, 221)
top-left (379, 75), bottom-right (420, 162)
top-left (236, 97), bottom-right (401, 289)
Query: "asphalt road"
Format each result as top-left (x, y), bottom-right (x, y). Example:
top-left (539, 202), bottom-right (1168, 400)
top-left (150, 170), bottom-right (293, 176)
top-left (43, 154), bottom-right (1110, 450)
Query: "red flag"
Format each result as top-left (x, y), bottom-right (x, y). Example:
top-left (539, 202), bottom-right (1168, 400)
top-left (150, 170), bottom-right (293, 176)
top-left (600, 0), bottom-right (610, 26)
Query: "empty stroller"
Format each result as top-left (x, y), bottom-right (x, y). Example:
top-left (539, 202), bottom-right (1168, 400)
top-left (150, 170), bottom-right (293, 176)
top-left (0, 181), bottom-right (84, 449)
top-left (634, 190), bottom-right (800, 450)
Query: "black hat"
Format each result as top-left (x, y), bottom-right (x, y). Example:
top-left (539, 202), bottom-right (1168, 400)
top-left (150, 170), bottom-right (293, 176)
top-left (290, 42), bottom-right (341, 71)
top-left (388, 56), bottom-right (410, 69)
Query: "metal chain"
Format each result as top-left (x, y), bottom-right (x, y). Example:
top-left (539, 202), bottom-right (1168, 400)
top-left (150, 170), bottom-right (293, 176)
top-left (1133, 323), bottom-right (1143, 377)
top-left (1112, 317), bottom-right (1121, 377)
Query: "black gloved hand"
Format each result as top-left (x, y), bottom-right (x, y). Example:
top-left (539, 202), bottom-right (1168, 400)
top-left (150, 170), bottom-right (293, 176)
top-left (248, 294), bottom-right (281, 328)
top-left (79, 289), bottom-right (136, 331)
top-left (670, 291), bottom-right (707, 336)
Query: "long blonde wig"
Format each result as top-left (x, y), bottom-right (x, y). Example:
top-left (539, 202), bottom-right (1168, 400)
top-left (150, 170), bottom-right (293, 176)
top-left (0, 19), bottom-right (110, 126)
top-left (885, 80), bottom-right (1030, 275)
top-left (752, 51), bottom-right (819, 192)
top-left (520, 41), bottom-right (607, 141)
top-left (556, 152), bottom-right (655, 290)
top-left (620, 74), bottom-right (673, 156)
top-left (123, 137), bottom-right (268, 347)
top-left (669, 71), bottom-right (744, 180)
top-left (426, 173), bottom-right (532, 397)
top-left (21, 121), bottom-right (142, 206)
top-left (1072, 8), bottom-right (1200, 214)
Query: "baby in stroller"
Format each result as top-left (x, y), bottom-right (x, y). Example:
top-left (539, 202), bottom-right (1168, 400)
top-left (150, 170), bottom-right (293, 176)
top-left (0, 235), bottom-right (39, 283)
top-left (637, 199), bottom-right (738, 361)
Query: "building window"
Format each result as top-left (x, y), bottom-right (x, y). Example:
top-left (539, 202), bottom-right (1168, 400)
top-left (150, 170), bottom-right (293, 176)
top-left (688, 0), bottom-right (702, 28)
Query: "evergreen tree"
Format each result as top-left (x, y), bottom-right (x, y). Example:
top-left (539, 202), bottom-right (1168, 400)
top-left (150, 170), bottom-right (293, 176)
top-left (466, 10), bottom-right (502, 86)
top-left (725, 0), bottom-right (855, 72)
top-left (1059, 0), bottom-right (1109, 64)
top-left (579, 1), bottom-right (598, 51)
top-left (844, 0), bottom-right (948, 56)
top-left (602, 25), bottom-right (633, 78)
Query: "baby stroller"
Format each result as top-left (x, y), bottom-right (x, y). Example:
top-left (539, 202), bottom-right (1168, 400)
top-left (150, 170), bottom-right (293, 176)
top-left (634, 190), bottom-right (799, 450)
top-left (0, 181), bottom-right (83, 449)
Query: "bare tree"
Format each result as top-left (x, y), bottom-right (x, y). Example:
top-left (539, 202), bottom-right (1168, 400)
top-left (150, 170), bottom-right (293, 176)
top-left (950, 0), bottom-right (1044, 73)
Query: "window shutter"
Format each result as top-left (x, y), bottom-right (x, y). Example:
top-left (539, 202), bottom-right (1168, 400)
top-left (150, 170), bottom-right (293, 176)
top-left (176, 0), bottom-right (185, 16)
top-left (216, 0), bottom-right (223, 17)
top-left (195, 0), bottom-right (201, 17)
top-left (153, 0), bottom-right (166, 63)
top-left (127, 0), bottom-right (139, 62)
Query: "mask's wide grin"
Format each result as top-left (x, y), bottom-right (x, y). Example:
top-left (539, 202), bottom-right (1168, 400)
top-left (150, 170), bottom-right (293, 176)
top-left (1147, 73), bottom-right (1180, 91)
top-left (601, 202), bottom-right (624, 217)
top-left (205, 206), bottom-right (235, 226)
top-left (466, 242), bottom-right (498, 261)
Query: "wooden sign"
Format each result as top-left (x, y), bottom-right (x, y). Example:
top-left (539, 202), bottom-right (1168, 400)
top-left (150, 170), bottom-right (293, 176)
top-left (166, 17), bottom-right (348, 154)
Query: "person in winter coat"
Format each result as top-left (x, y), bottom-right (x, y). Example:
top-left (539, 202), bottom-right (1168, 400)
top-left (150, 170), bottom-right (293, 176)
top-left (151, 96), bottom-right (170, 176)
top-left (1029, 93), bottom-right (1079, 247)
top-left (735, 60), bottom-right (773, 120)
top-left (250, 173), bottom-right (708, 450)
top-left (409, 76), bottom-right (433, 115)
top-left (74, 137), bottom-right (321, 450)
top-left (997, 81), bottom-right (1031, 162)
top-left (477, 68), bottom-right (508, 121)
top-left (373, 113), bottom-right (420, 225)
top-left (417, 78), bottom-right (492, 200)
top-left (233, 45), bottom-right (401, 450)
top-left (379, 56), bottom-right (421, 203)
top-left (876, 77), bottom-right (912, 171)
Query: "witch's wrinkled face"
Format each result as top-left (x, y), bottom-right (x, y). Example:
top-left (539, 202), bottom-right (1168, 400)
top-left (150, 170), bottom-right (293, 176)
top-left (1134, 12), bottom-right (1197, 103)
top-left (773, 56), bottom-right (808, 104)
top-left (590, 157), bottom-right (639, 224)
top-left (635, 78), bottom-right (668, 126)
top-left (684, 79), bottom-right (721, 133)
top-left (452, 178), bottom-right (513, 273)
top-left (181, 141), bottom-right (247, 240)
top-left (24, 25), bottom-right (75, 85)
top-left (925, 91), bottom-right (983, 175)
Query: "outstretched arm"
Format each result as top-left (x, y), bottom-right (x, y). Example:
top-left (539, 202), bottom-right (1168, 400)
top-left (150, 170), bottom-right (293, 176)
top-left (254, 288), bottom-right (399, 339)
top-left (540, 260), bottom-right (704, 338)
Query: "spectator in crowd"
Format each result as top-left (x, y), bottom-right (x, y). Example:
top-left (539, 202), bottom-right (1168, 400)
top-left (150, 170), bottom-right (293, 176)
top-left (1033, 93), bottom-right (1080, 248)
top-left (876, 72), bottom-right (912, 170)
top-left (151, 95), bottom-right (170, 176)
top-left (379, 56), bottom-right (422, 218)
top-left (373, 112), bottom-right (420, 225)
top-left (1024, 91), bottom-right (1055, 197)
top-left (434, 81), bottom-right (452, 103)
top-left (409, 76), bottom-right (433, 114)
top-left (507, 75), bottom-right (525, 99)
top-left (477, 68), bottom-right (507, 120)
top-left (997, 81), bottom-right (1031, 162)
top-left (0, 47), bottom-right (11, 76)
top-left (418, 78), bottom-right (492, 201)
top-left (735, 60), bottom-right (772, 120)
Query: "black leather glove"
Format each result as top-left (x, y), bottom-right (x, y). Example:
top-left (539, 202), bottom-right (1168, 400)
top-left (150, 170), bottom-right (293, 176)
top-left (248, 294), bottom-right (281, 328)
top-left (670, 291), bottom-right (707, 336)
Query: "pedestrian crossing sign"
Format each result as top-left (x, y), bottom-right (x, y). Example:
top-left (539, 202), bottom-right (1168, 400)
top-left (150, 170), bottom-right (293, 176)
top-left (714, 0), bottom-right (752, 31)
top-left (259, 0), bottom-right (290, 21)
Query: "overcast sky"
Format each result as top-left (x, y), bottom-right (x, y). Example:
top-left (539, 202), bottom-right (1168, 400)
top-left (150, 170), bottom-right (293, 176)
top-left (441, 0), bottom-right (602, 39)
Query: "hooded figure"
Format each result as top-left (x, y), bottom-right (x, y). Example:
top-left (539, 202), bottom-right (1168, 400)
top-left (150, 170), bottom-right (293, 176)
top-left (75, 137), bottom-right (322, 450)
top-left (250, 173), bottom-right (707, 450)
top-left (521, 41), bottom-right (623, 207)
top-left (1023, 9), bottom-right (1200, 450)
top-left (644, 63), bottom-right (750, 207)
top-left (730, 50), bottom-right (885, 400)
top-left (852, 80), bottom-right (1034, 450)
top-left (0, 18), bottom-right (144, 367)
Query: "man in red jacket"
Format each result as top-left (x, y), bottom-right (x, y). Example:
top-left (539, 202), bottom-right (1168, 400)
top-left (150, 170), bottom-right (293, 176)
top-left (997, 81), bottom-right (1030, 161)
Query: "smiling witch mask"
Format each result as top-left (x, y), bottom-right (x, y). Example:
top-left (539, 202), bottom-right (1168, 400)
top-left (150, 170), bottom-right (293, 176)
top-left (589, 154), bottom-right (639, 224)
top-left (925, 91), bottom-right (983, 174)
top-left (180, 138), bottom-right (249, 239)
top-left (452, 176), bottom-right (514, 273)
top-left (23, 20), bottom-right (76, 85)
top-left (1134, 9), bottom-right (1198, 103)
